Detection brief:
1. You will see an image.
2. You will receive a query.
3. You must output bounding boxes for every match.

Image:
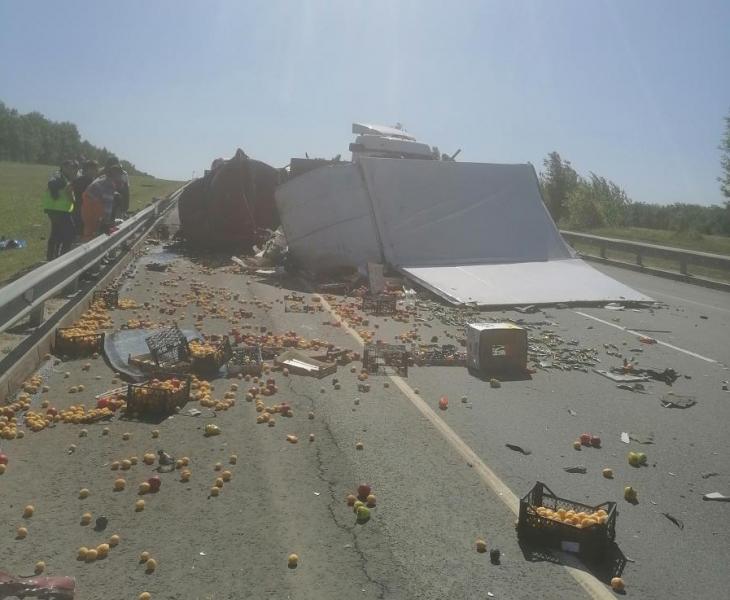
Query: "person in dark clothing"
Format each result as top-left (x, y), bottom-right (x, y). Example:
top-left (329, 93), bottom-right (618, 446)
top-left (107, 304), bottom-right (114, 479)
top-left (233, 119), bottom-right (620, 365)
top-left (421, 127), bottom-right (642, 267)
top-left (42, 160), bottom-right (78, 261)
top-left (71, 160), bottom-right (99, 236)
top-left (103, 156), bottom-right (130, 218)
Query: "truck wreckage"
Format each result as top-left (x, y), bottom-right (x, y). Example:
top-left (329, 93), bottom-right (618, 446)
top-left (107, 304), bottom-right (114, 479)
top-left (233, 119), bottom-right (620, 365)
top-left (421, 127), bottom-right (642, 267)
top-left (180, 124), bottom-right (651, 307)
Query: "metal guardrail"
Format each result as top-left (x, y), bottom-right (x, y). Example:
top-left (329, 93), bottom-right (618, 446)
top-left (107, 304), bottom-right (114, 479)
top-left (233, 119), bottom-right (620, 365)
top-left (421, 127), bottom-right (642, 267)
top-left (0, 186), bottom-right (186, 334)
top-left (561, 230), bottom-right (730, 288)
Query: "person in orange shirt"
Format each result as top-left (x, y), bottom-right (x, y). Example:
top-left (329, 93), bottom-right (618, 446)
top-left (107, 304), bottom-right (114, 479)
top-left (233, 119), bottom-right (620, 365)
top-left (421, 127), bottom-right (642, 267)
top-left (81, 164), bottom-right (124, 240)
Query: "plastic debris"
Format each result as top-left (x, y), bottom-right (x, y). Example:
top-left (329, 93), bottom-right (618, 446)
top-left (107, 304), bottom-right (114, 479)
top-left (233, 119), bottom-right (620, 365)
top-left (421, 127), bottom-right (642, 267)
top-left (563, 465), bottom-right (587, 474)
top-left (701, 472), bottom-right (719, 479)
top-left (703, 492), bottom-right (730, 502)
top-left (661, 513), bottom-right (684, 529)
top-left (620, 432), bottom-right (630, 444)
top-left (505, 443), bottom-right (531, 455)
top-left (660, 394), bottom-right (696, 409)
top-left (0, 571), bottom-right (75, 599)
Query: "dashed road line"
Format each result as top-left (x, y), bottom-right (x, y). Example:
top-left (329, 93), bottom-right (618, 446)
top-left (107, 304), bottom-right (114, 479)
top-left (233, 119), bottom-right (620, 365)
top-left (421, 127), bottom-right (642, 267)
top-left (315, 293), bottom-right (617, 600)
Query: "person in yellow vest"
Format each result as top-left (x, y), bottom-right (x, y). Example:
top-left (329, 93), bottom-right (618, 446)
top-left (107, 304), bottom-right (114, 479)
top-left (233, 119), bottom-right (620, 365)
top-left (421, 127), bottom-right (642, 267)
top-left (42, 160), bottom-right (78, 260)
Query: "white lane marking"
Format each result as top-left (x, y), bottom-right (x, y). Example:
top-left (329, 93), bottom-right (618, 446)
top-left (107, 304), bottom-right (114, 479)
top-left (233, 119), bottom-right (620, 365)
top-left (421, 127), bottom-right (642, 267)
top-left (315, 294), bottom-right (615, 600)
top-left (636, 288), bottom-right (730, 314)
top-left (574, 311), bottom-right (717, 364)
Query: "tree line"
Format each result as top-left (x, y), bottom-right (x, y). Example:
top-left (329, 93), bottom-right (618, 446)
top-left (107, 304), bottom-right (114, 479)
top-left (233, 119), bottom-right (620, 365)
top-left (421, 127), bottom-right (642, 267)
top-left (0, 100), bottom-right (147, 176)
top-left (540, 119), bottom-right (730, 236)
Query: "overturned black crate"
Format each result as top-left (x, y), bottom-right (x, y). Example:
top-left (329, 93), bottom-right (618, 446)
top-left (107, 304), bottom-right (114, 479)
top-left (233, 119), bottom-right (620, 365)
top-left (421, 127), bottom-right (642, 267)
top-left (92, 288), bottom-right (119, 308)
top-left (146, 325), bottom-right (190, 368)
top-left (227, 345), bottom-right (264, 377)
top-left (517, 481), bottom-right (617, 558)
top-left (189, 336), bottom-right (233, 377)
top-left (54, 329), bottom-right (105, 358)
top-left (361, 294), bottom-right (397, 315)
top-left (125, 376), bottom-right (191, 417)
top-left (363, 343), bottom-right (409, 376)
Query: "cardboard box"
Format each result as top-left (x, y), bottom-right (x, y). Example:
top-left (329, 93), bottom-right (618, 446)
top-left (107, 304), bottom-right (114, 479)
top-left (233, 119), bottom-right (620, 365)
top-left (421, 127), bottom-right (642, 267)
top-left (466, 323), bottom-right (527, 374)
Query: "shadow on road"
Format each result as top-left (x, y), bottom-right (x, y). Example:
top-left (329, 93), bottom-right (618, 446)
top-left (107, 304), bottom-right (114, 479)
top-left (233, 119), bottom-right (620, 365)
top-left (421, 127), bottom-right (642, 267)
top-left (518, 538), bottom-right (628, 584)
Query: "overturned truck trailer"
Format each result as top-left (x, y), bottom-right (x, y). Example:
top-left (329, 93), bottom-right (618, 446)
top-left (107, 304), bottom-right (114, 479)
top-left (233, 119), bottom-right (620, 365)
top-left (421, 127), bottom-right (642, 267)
top-left (178, 149), bottom-right (280, 248)
top-left (276, 138), bottom-right (650, 306)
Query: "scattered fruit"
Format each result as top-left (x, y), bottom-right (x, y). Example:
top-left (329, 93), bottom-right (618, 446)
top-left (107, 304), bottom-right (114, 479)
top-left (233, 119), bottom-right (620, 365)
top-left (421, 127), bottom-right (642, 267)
top-left (122, 432), bottom-right (131, 440)
top-left (366, 494), bottom-right (377, 508)
top-left (356, 505), bottom-right (371, 523)
top-left (357, 483), bottom-right (372, 500)
top-left (438, 396), bottom-right (449, 410)
top-left (214, 462), bottom-right (222, 471)
top-left (151, 429), bottom-right (159, 438)
top-left (139, 593), bottom-right (152, 600)
top-left (79, 488), bottom-right (90, 499)
top-left (16, 526), bottom-right (28, 539)
top-left (86, 548), bottom-right (98, 562)
top-left (355, 441), bottom-right (364, 450)
top-left (309, 433), bottom-right (315, 442)
top-left (580, 433), bottom-right (592, 446)
top-left (288, 553), bottom-right (299, 568)
top-left (624, 486), bottom-right (638, 502)
top-left (96, 543), bottom-right (110, 559)
top-left (214, 478), bottom-right (224, 488)
top-left (145, 558), bottom-right (157, 572)
top-left (77, 547), bottom-right (88, 560)
top-left (346, 494), bottom-right (357, 506)
top-left (23, 505), bottom-right (34, 518)
top-left (147, 476), bottom-right (161, 493)
top-left (572, 440), bottom-right (582, 450)
top-left (475, 539), bottom-right (487, 553)
top-left (139, 551), bottom-right (150, 562)
top-left (610, 577), bottom-right (625, 592)
top-left (229, 455), bottom-right (237, 464)
top-left (602, 468), bottom-right (614, 479)
top-left (590, 435), bottom-right (601, 448)
top-left (34, 561), bottom-right (45, 574)
top-left (114, 478), bottom-right (126, 491)
top-left (210, 486), bottom-right (220, 497)
top-left (221, 470), bottom-right (232, 482)
top-left (135, 499), bottom-right (145, 511)
top-left (109, 534), bottom-right (120, 547)
top-left (81, 512), bottom-right (92, 525)
top-left (139, 482), bottom-right (151, 495)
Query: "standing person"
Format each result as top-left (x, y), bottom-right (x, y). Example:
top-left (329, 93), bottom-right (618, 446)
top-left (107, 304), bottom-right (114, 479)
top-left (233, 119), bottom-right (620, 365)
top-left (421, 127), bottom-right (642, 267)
top-left (42, 160), bottom-right (77, 260)
top-left (71, 159), bottom-right (99, 236)
top-left (103, 156), bottom-right (130, 218)
top-left (81, 165), bottom-right (124, 240)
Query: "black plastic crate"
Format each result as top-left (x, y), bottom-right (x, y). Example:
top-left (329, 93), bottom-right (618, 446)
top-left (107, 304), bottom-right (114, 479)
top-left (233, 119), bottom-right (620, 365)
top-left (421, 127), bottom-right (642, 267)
top-left (190, 336), bottom-right (233, 377)
top-left (227, 345), bottom-right (264, 377)
top-left (125, 376), bottom-right (191, 416)
top-left (361, 294), bottom-right (397, 315)
top-left (363, 342), bottom-right (408, 376)
top-left (92, 288), bottom-right (119, 308)
top-left (146, 325), bottom-right (190, 367)
top-left (517, 482), bottom-right (617, 558)
top-left (54, 329), bottom-right (105, 358)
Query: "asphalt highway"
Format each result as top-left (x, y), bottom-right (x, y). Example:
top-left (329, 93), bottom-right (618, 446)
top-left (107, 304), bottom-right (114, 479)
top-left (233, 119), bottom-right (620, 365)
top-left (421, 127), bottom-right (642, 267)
top-left (1, 234), bottom-right (728, 600)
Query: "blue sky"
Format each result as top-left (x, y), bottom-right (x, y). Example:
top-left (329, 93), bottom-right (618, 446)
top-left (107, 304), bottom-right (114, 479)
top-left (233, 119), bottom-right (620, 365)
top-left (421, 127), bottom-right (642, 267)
top-left (1, 0), bottom-right (728, 205)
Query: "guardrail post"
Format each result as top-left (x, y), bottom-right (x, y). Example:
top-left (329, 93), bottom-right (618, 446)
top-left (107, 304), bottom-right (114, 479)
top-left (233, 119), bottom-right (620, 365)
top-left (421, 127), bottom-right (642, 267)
top-left (28, 302), bottom-right (45, 328)
top-left (636, 252), bottom-right (643, 267)
top-left (599, 244), bottom-right (606, 259)
top-left (679, 259), bottom-right (688, 275)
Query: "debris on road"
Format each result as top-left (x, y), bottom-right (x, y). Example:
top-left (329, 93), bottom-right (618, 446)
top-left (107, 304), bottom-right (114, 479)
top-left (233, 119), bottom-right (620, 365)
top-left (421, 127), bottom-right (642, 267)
top-left (505, 443), bottom-right (531, 455)
top-left (703, 492), bottom-right (730, 502)
top-left (563, 465), bottom-right (587, 474)
top-left (661, 513), bottom-right (684, 529)
top-left (0, 571), bottom-right (75, 599)
top-left (660, 393), bottom-right (697, 409)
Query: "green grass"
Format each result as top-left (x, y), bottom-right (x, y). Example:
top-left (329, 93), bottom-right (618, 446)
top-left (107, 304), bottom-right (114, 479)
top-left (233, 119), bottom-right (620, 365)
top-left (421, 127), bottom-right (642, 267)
top-left (0, 161), bottom-right (183, 284)
top-left (571, 226), bottom-right (730, 256)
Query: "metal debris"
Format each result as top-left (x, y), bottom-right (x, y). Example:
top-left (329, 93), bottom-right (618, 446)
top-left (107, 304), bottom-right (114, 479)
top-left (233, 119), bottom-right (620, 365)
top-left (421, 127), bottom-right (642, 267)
top-left (505, 443), bottom-right (531, 455)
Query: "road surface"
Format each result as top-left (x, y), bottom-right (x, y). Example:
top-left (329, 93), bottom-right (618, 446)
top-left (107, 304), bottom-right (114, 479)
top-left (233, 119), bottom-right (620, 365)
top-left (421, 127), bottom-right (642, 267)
top-left (1, 230), bottom-right (728, 600)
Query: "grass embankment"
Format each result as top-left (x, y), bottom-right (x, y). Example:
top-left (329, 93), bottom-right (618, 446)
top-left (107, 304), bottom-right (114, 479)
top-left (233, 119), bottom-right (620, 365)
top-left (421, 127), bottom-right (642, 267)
top-left (567, 226), bottom-right (730, 282)
top-left (0, 161), bottom-right (183, 284)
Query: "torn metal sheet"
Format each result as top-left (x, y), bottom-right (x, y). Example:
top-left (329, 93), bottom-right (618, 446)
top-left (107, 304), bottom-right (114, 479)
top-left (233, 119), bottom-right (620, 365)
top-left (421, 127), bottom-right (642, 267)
top-left (403, 260), bottom-right (651, 307)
